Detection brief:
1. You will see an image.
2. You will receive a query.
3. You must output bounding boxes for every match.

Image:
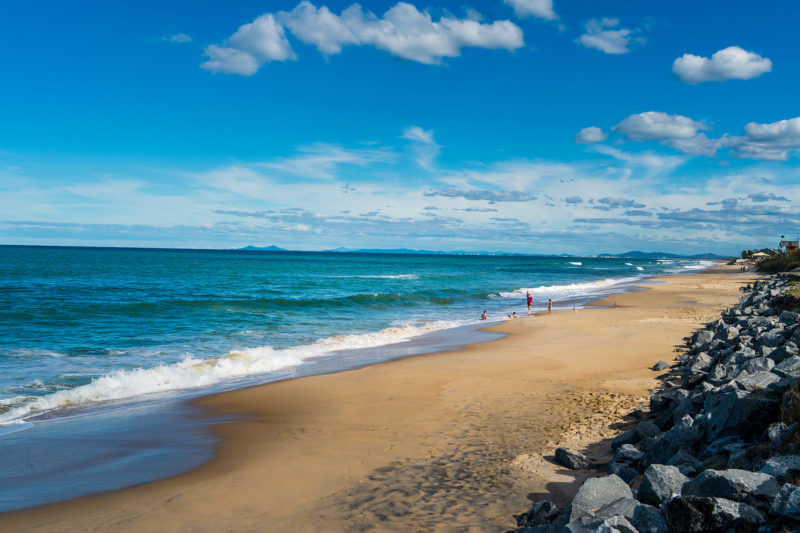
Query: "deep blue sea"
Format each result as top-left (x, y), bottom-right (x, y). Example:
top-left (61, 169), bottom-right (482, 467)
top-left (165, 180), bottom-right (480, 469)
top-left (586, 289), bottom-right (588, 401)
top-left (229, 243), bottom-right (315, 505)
top-left (0, 245), bottom-right (714, 428)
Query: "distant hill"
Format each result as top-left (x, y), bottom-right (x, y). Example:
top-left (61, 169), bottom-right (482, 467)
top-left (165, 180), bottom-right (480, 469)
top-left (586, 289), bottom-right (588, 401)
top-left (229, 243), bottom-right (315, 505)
top-left (599, 251), bottom-right (726, 259)
top-left (237, 245), bottom-right (287, 251)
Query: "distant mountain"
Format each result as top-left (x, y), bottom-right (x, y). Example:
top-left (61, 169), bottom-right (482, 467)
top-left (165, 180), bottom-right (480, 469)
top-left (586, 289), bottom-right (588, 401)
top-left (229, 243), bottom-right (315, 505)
top-left (599, 251), bottom-right (727, 259)
top-left (238, 245), bottom-right (287, 251)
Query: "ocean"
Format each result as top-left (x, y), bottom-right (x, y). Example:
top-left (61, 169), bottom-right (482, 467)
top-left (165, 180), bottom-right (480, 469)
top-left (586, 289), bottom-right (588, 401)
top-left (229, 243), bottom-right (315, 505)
top-left (0, 245), bottom-right (714, 510)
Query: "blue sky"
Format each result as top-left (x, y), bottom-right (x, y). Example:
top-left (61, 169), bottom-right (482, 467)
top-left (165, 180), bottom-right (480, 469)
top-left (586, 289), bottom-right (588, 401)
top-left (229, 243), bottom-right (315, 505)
top-left (1, 0), bottom-right (798, 255)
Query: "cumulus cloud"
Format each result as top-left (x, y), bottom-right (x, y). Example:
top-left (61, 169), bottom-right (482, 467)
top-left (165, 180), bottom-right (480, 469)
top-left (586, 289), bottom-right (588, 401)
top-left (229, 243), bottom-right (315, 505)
top-left (424, 189), bottom-right (537, 202)
top-left (672, 46), bottom-right (772, 84)
top-left (614, 111), bottom-right (707, 141)
top-left (505, 0), bottom-right (557, 20)
top-left (731, 116), bottom-right (800, 161)
top-left (204, 2), bottom-right (524, 74)
top-left (202, 14), bottom-right (296, 75)
top-left (577, 18), bottom-right (640, 54)
top-left (575, 127), bottom-right (607, 144)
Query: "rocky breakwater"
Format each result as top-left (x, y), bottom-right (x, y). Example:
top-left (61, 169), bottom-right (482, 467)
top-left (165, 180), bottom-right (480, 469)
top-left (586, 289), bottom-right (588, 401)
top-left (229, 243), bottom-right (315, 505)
top-left (511, 272), bottom-right (800, 533)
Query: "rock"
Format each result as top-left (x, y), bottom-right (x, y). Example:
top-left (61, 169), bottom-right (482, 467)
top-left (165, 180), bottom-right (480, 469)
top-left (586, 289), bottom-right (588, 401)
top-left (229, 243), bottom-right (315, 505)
top-left (770, 483), bottom-right (800, 521)
top-left (555, 447), bottom-right (590, 470)
top-left (704, 389), bottom-right (780, 441)
top-left (735, 371), bottom-right (781, 392)
top-left (607, 462), bottom-right (640, 484)
top-left (581, 514), bottom-right (637, 533)
top-left (666, 414), bottom-right (703, 448)
top-left (517, 500), bottom-right (558, 527)
top-left (767, 422), bottom-right (798, 451)
top-left (726, 447), bottom-right (750, 470)
top-left (667, 448), bottom-right (703, 476)
top-left (635, 421), bottom-right (662, 440)
top-left (739, 356), bottom-right (774, 375)
top-left (682, 469), bottom-right (780, 505)
top-left (779, 310), bottom-right (799, 325)
top-left (758, 329), bottom-right (787, 348)
top-left (693, 329), bottom-right (715, 346)
top-left (631, 504), bottom-right (667, 533)
top-left (596, 498), bottom-right (638, 521)
top-left (772, 355), bottom-right (800, 377)
top-left (572, 475), bottom-right (633, 513)
top-left (614, 444), bottom-right (644, 466)
top-left (638, 464), bottom-right (689, 507)
top-left (664, 496), bottom-right (765, 532)
top-left (611, 429), bottom-right (639, 450)
top-left (652, 360), bottom-right (670, 371)
top-left (759, 454), bottom-right (800, 483)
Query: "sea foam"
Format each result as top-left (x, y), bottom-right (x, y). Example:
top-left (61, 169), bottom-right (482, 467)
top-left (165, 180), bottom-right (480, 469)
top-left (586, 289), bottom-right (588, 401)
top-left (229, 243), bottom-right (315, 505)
top-left (0, 319), bottom-right (468, 425)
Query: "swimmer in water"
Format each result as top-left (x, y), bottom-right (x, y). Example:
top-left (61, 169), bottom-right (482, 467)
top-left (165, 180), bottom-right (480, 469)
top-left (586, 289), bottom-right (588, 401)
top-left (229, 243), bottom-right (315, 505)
top-left (480, 310), bottom-right (487, 320)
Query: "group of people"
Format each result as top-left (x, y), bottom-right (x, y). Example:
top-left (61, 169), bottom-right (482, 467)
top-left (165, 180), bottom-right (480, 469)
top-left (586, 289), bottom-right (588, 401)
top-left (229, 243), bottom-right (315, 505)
top-left (480, 291), bottom-right (553, 320)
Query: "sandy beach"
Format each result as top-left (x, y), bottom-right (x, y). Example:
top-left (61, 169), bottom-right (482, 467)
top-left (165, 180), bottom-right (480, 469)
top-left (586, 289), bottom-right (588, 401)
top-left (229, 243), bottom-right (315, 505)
top-left (0, 266), bottom-right (756, 532)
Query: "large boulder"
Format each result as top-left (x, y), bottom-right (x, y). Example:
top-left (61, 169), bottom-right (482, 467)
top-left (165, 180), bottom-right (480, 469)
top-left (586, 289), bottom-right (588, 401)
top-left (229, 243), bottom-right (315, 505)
top-left (572, 475), bottom-right (633, 513)
top-left (681, 468), bottom-right (780, 506)
top-left (638, 464), bottom-right (689, 507)
top-left (631, 504), bottom-right (668, 533)
top-left (516, 500), bottom-right (558, 528)
top-left (770, 483), bottom-right (800, 521)
top-left (664, 496), bottom-right (765, 532)
top-left (773, 355), bottom-right (800, 377)
top-left (759, 454), bottom-right (800, 483)
top-left (734, 370), bottom-right (781, 392)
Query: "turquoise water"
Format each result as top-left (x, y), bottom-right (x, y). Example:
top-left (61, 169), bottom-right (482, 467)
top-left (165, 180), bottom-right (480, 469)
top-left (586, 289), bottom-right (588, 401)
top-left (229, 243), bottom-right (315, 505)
top-left (0, 245), bottom-right (714, 426)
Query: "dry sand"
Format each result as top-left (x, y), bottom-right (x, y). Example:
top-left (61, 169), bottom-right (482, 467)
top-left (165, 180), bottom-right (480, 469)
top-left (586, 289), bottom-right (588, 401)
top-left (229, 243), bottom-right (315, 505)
top-left (0, 266), bottom-right (757, 532)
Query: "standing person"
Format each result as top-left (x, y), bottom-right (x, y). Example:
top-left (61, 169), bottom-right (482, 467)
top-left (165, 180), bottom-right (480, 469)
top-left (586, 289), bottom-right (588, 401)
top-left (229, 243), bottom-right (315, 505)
top-left (548, 299), bottom-right (553, 312)
top-left (527, 291), bottom-right (533, 314)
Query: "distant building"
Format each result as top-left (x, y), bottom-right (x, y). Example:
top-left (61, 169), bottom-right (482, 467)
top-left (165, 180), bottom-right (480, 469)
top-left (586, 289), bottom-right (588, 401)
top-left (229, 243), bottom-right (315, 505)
top-left (781, 240), bottom-right (799, 254)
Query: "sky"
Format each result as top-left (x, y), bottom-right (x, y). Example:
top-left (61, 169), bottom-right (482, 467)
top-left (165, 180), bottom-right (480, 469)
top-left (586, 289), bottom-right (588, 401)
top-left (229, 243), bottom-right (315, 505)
top-left (1, 0), bottom-right (799, 255)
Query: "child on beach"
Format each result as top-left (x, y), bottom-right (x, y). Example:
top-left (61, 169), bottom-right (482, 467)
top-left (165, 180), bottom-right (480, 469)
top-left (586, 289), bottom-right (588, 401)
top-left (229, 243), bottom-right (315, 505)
top-left (527, 291), bottom-right (532, 313)
top-left (480, 310), bottom-right (487, 320)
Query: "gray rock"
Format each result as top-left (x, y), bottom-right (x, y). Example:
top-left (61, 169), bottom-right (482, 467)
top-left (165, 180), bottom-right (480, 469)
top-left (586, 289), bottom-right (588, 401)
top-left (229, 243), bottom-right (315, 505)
top-left (666, 414), bottom-right (703, 448)
top-left (693, 329), bottom-right (715, 346)
top-left (759, 454), bottom-right (800, 483)
top-left (667, 448), bottom-right (703, 476)
top-left (635, 421), bottom-right (661, 440)
top-left (638, 464), bottom-right (689, 506)
top-left (770, 483), bottom-right (800, 521)
top-left (611, 429), bottom-right (638, 450)
top-left (582, 515), bottom-right (636, 533)
top-left (767, 422), bottom-right (798, 451)
top-left (555, 447), bottom-right (590, 470)
top-left (779, 310), bottom-right (799, 325)
top-left (607, 462), bottom-right (640, 484)
top-left (682, 469), bottom-right (780, 505)
top-left (596, 498), bottom-right (638, 521)
top-left (664, 496), bottom-right (765, 532)
top-left (758, 329), bottom-right (787, 348)
top-left (735, 371), bottom-right (781, 392)
top-left (772, 355), bottom-right (800, 377)
top-left (517, 500), bottom-right (558, 527)
top-left (572, 475), bottom-right (633, 513)
top-left (614, 444), bottom-right (644, 466)
top-left (770, 342), bottom-right (799, 365)
top-left (739, 356), bottom-right (774, 375)
top-left (652, 360), bottom-right (670, 371)
top-left (726, 447), bottom-right (750, 470)
top-left (631, 504), bottom-right (667, 533)
top-left (704, 389), bottom-right (780, 441)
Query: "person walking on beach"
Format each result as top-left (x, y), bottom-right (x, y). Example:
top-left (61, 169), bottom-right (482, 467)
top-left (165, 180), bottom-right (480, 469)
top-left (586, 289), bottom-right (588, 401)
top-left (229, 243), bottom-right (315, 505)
top-left (548, 299), bottom-right (552, 312)
top-left (527, 291), bottom-right (533, 314)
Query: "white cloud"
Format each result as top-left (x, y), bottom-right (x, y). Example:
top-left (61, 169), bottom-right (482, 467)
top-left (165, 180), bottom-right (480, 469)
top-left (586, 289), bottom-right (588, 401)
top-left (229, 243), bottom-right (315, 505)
top-left (205, 2), bottom-right (524, 74)
top-left (201, 14), bottom-right (296, 75)
top-left (613, 111), bottom-right (708, 141)
top-left (167, 33), bottom-right (192, 43)
top-left (672, 46), bottom-right (772, 84)
top-left (259, 143), bottom-right (393, 179)
top-left (401, 126), bottom-right (435, 144)
top-left (576, 18), bottom-right (637, 54)
top-left (402, 126), bottom-right (440, 170)
top-left (505, 0), bottom-right (557, 20)
top-left (731, 116), bottom-right (800, 161)
top-left (575, 126), bottom-right (607, 144)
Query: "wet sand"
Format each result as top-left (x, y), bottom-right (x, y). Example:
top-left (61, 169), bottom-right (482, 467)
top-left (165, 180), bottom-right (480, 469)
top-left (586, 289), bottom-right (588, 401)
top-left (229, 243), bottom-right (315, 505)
top-left (0, 266), bottom-right (756, 532)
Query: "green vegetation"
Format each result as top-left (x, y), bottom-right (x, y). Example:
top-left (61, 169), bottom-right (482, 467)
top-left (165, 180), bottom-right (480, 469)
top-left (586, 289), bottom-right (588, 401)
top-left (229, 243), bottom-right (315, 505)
top-left (757, 252), bottom-right (800, 274)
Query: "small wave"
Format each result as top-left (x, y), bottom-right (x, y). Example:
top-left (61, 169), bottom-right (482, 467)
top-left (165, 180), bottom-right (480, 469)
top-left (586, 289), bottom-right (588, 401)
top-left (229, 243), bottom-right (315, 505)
top-left (333, 274), bottom-right (419, 280)
top-left (498, 276), bottom-right (643, 301)
top-left (0, 319), bottom-right (469, 425)
top-left (568, 262), bottom-right (583, 266)
top-left (625, 262), bottom-right (633, 266)
top-left (636, 266), bottom-right (644, 271)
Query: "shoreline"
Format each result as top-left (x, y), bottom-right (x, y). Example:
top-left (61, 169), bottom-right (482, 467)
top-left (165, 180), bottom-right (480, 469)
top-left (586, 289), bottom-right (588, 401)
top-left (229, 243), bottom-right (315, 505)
top-left (0, 266), bottom-right (756, 531)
